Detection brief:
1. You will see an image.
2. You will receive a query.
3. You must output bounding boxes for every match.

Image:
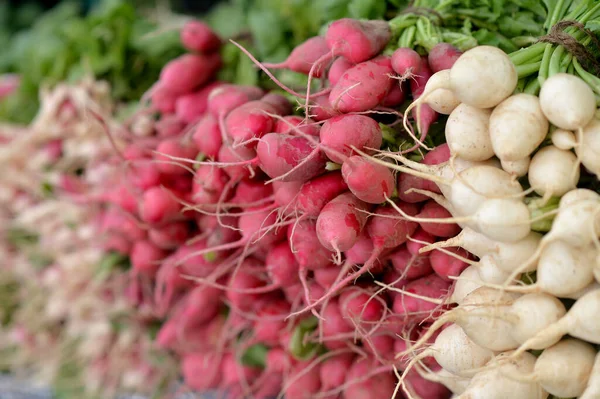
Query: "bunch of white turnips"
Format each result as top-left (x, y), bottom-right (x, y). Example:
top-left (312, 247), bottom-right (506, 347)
top-left (379, 45), bottom-right (600, 399)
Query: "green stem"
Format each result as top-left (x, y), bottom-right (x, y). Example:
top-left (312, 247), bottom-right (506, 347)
top-left (548, 45), bottom-right (565, 77)
top-left (516, 62), bottom-right (542, 78)
top-left (398, 26), bottom-right (417, 49)
top-left (537, 44), bottom-right (553, 86)
top-left (573, 57), bottom-right (600, 95)
top-left (524, 77), bottom-right (541, 95)
top-left (509, 43), bottom-right (546, 66)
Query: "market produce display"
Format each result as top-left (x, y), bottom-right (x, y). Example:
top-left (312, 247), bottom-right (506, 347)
top-left (2, 0), bottom-right (600, 398)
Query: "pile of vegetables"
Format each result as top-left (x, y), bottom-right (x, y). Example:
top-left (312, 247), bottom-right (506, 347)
top-left (0, 79), bottom-right (177, 398)
top-left (2, 0), bottom-right (600, 398)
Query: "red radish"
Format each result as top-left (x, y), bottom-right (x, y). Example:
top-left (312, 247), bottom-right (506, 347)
top-left (127, 162), bottom-right (161, 190)
top-left (226, 269), bottom-right (266, 312)
top-left (322, 299), bottom-right (354, 349)
top-left (339, 287), bottom-right (385, 326)
top-left (175, 239), bottom-right (223, 278)
top-left (191, 165), bottom-right (229, 204)
top-left (139, 186), bottom-right (182, 224)
top-left (329, 56), bottom-right (394, 113)
top-left (363, 334), bottom-right (396, 362)
top-left (263, 36), bottom-right (330, 76)
top-left (155, 114), bottom-right (185, 137)
top-left (428, 43), bottom-right (462, 73)
top-left (341, 156), bottom-right (394, 204)
top-left (254, 300), bottom-right (291, 345)
top-left (319, 114), bottom-right (382, 164)
top-left (130, 240), bottom-right (166, 276)
top-left (325, 19), bottom-right (391, 64)
top-left (273, 180), bottom-right (303, 210)
top-left (274, 115), bottom-right (320, 136)
top-left (403, 368), bottom-right (452, 399)
top-left (397, 144), bottom-right (450, 202)
top-left (296, 172), bottom-right (348, 216)
top-left (261, 92), bottom-right (293, 115)
top-left (328, 57), bottom-right (354, 87)
top-left (181, 352), bottom-right (222, 391)
top-left (230, 178), bottom-right (273, 205)
top-left (207, 84), bottom-right (264, 119)
top-left (381, 82), bottom-right (405, 107)
top-left (150, 83), bottom-right (178, 114)
top-left (392, 47), bottom-right (423, 76)
top-left (192, 114), bottom-right (222, 158)
top-left (174, 81), bottom-right (222, 123)
top-left (285, 361), bottom-right (322, 399)
top-left (410, 57), bottom-right (439, 140)
top-left (388, 245), bottom-right (433, 280)
top-left (406, 228), bottom-right (436, 255)
top-left (154, 138), bottom-right (197, 176)
top-left (314, 265), bottom-right (341, 289)
top-left (180, 286), bottom-right (222, 326)
top-left (217, 144), bottom-right (258, 181)
top-left (257, 133), bottom-right (327, 182)
top-left (310, 94), bottom-right (339, 121)
top-left (392, 274), bottom-right (451, 321)
top-left (343, 358), bottom-right (396, 399)
top-left (320, 353), bottom-right (355, 393)
top-left (418, 200), bottom-right (461, 237)
top-left (148, 221), bottom-right (189, 249)
top-left (344, 232), bottom-right (375, 265)
top-left (224, 100), bottom-right (278, 145)
top-left (266, 241), bottom-right (300, 287)
top-left (160, 53), bottom-right (221, 94)
top-left (288, 219), bottom-right (335, 269)
top-left (316, 192), bottom-right (370, 253)
top-left (180, 20), bottom-right (221, 53)
top-left (430, 247), bottom-right (471, 282)
top-left (221, 353), bottom-right (262, 387)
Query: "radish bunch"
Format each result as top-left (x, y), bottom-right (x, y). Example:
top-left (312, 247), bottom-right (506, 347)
top-left (371, 43), bottom-right (600, 399)
top-left (0, 80), bottom-right (177, 398)
top-left (76, 17), bottom-right (493, 399)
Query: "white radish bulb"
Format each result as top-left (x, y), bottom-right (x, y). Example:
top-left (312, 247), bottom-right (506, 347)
top-left (513, 288), bottom-right (600, 354)
top-left (539, 73), bottom-right (596, 130)
top-left (419, 368), bottom-right (471, 395)
top-left (532, 338), bottom-right (596, 397)
top-left (424, 70), bottom-right (461, 114)
top-left (575, 117), bottom-right (600, 177)
top-left (551, 128), bottom-right (577, 150)
top-left (457, 351), bottom-right (547, 399)
top-left (545, 199), bottom-right (600, 248)
top-left (428, 324), bottom-right (496, 377)
top-left (449, 46), bottom-right (518, 109)
top-left (447, 165), bottom-right (523, 218)
top-left (535, 241), bottom-right (595, 297)
top-left (450, 266), bottom-right (485, 305)
top-left (579, 353), bottom-right (600, 399)
top-left (476, 255), bottom-right (515, 283)
top-left (528, 145), bottom-right (579, 197)
top-left (445, 104), bottom-right (493, 161)
top-left (489, 93), bottom-right (549, 162)
top-left (472, 198), bottom-right (531, 243)
top-left (501, 157), bottom-right (530, 177)
top-left (565, 281), bottom-right (600, 300)
top-left (559, 188), bottom-right (600, 209)
top-left (425, 227), bottom-right (542, 274)
top-left (509, 292), bottom-right (566, 347)
top-left (456, 287), bottom-right (521, 351)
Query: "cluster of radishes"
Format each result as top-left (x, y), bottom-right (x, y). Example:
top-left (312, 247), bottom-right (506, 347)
top-left (85, 17), bottom-right (499, 399)
top-left (375, 44), bottom-right (600, 399)
top-left (0, 80), bottom-right (177, 397)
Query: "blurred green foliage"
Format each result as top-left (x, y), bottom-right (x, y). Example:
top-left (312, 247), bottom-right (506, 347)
top-left (0, 0), bottom-right (184, 123)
